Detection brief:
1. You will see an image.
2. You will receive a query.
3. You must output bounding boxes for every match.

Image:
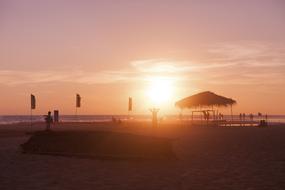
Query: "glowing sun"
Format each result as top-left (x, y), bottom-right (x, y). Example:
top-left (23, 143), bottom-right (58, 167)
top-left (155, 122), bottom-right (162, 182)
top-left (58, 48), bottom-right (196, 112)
top-left (146, 77), bottom-right (174, 105)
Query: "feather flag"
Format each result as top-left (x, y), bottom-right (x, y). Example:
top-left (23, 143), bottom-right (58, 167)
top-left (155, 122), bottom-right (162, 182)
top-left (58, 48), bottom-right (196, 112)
top-left (76, 94), bottom-right (81, 108)
top-left (128, 97), bottom-right (132, 111)
top-left (31, 94), bottom-right (36, 109)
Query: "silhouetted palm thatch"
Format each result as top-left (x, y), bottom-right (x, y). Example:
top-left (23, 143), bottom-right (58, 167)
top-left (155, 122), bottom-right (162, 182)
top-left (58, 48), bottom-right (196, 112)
top-left (175, 91), bottom-right (236, 109)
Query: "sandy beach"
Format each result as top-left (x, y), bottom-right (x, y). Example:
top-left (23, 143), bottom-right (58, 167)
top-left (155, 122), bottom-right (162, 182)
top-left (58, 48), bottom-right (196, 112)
top-left (0, 122), bottom-right (284, 190)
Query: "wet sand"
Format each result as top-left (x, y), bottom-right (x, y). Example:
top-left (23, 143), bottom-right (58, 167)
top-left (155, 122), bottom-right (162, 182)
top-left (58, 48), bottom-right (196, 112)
top-left (0, 122), bottom-right (285, 190)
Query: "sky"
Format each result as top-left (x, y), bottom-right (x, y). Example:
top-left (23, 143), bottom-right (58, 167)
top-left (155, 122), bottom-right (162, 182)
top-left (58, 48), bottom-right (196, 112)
top-left (0, 0), bottom-right (285, 115)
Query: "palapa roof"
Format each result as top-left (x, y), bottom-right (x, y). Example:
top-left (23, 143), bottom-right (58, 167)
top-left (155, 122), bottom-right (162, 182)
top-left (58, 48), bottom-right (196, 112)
top-left (175, 91), bottom-right (236, 109)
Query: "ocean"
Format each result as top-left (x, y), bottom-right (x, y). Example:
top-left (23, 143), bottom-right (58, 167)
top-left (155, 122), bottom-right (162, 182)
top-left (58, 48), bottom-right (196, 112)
top-left (0, 115), bottom-right (285, 125)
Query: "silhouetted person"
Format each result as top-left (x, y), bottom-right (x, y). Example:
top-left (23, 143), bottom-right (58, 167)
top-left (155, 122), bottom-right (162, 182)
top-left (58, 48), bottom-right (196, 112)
top-left (206, 112), bottom-right (210, 121)
top-left (112, 116), bottom-right (116, 123)
top-left (242, 113), bottom-right (246, 121)
top-left (259, 119), bottom-right (268, 127)
top-left (203, 111), bottom-right (207, 120)
top-left (149, 108), bottom-right (159, 128)
top-left (250, 113), bottom-right (254, 121)
top-left (44, 111), bottom-right (53, 130)
top-left (219, 113), bottom-right (223, 120)
top-left (249, 113), bottom-right (254, 126)
top-left (203, 111), bottom-right (210, 124)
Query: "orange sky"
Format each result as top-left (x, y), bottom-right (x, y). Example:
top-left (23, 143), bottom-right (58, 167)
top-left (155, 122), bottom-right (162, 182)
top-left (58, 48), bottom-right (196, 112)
top-left (0, 0), bottom-right (285, 115)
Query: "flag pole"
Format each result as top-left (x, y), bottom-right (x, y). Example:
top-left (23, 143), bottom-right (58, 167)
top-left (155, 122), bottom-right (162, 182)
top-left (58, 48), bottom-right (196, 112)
top-left (30, 107), bottom-right (32, 130)
top-left (230, 104), bottom-right (233, 126)
top-left (75, 107), bottom-right (78, 121)
top-left (30, 94), bottom-right (35, 131)
top-left (75, 94), bottom-right (77, 121)
top-left (128, 97), bottom-right (129, 119)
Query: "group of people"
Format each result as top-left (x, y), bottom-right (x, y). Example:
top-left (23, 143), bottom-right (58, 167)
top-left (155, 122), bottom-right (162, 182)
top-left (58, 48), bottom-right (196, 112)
top-left (202, 111), bottom-right (224, 121)
top-left (239, 113), bottom-right (268, 121)
top-left (112, 116), bottom-right (122, 124)
top-left (239, 113), bottom-right (249, 121)
top-left (202, 111), bottom-right (210, 121)
top-left (239, 113), bottom-right (269, 127)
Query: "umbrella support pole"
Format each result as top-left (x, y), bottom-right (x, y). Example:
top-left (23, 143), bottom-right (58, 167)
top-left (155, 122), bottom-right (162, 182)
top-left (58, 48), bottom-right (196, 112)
top-left (230, 105), bottom-right (233, 126)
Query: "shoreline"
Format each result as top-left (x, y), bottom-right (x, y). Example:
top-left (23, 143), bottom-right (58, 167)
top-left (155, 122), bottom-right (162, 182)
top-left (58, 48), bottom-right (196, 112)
top-left (1, 114), bottom-right (285, 125)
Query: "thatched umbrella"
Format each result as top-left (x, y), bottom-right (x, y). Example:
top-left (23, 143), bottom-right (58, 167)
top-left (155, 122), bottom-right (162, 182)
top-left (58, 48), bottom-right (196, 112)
top-left (175, 91), bottom-right (236, 109)
top-left (175, 91), bottom-right (236, 121)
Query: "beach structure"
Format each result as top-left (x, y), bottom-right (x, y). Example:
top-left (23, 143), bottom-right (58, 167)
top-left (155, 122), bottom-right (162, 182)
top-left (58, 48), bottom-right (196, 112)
top-left (54, 110), bottom-right (59, 123)
top-left (175, 91), bottom-right (236, 124)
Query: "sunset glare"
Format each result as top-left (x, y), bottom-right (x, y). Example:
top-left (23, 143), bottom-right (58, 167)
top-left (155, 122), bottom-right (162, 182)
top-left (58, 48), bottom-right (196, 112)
top-left (146, 77), bottom-right (174, 106)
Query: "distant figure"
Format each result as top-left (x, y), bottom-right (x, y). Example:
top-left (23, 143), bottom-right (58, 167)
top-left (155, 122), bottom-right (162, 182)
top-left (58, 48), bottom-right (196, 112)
top-left (239, 113), bottom-right (242, 120)
top-left (112, 116), bottom-right (116, 123)
top-left (203, 111), bottom-right (210, 123)
top-left (250, 113), bottom-right (254, 121)
top-left (265, 114), bottom-right (268, 121)
top-left (149, 108), bottom-right (159, 128)
top-left (111, 116), bottom-right (122, 124)
top-left (259, 120), bottom-right (268, 127)
top-left (206, 112), bottom-right (210, 121)
top-left (44, 111), bottom-right (53, 130)
top-left (242, 113), bottom-right (246, 120)
top-left (249, 113), bottom-right (254, 126)
top-left (203, 111), bottom-right (207, 120)
top-left (219, 113), bottom-right (223, 120)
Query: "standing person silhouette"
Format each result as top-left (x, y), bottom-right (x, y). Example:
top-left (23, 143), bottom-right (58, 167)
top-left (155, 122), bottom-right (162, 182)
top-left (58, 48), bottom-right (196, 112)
top-left (250, 113), bottom-right (254, 121)
top-left (249, 113), bottom-right (254, 126)
top-left (45, 111), bottom-right (53, 131)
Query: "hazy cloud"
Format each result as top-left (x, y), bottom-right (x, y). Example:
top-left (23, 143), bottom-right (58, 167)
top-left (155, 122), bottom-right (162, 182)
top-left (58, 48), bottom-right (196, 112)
top-left (203, 41), bottom-right (285, 85)
top-left (1, 41), bottom-right (284, 86)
